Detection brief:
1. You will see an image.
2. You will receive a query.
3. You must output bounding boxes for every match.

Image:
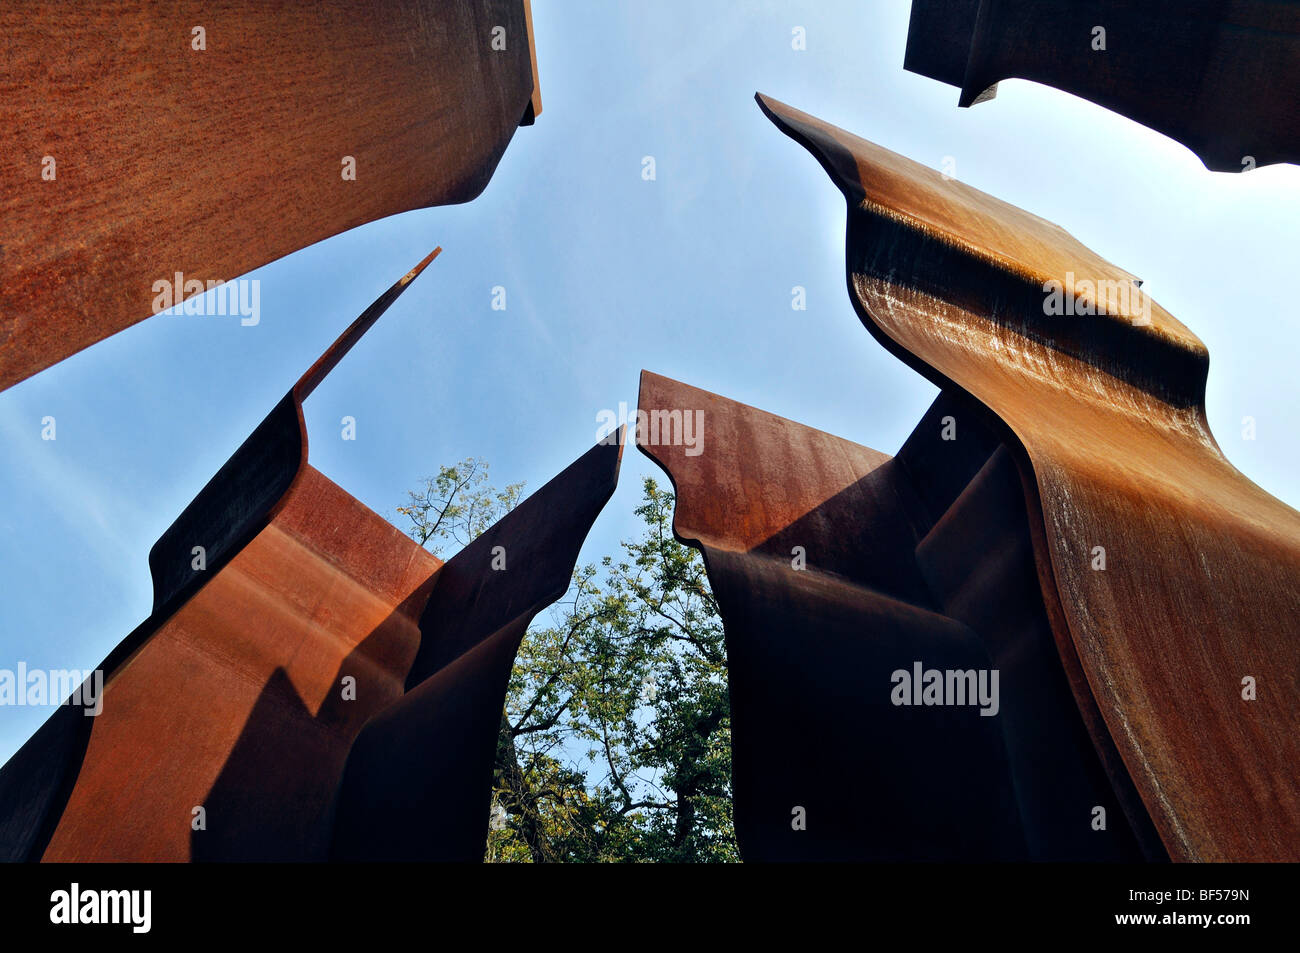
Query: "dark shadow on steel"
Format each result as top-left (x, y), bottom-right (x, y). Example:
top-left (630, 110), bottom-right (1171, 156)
top-left (0, 251), bottom-right (443, 861)
top-left (0, 0), bottom-right (542, 392)
top-left (636, 371), bottom-right (1144, 861)
top-left (329, 434), bottom-right (624, 861)
top-left (758, 91), bottom-right (1300, 861)
top-left (0, 240), bottom-right (624, 861)
top-left (147, 248), bottom-right (441, 614)
top-left (904, 0), bottom-right (1299, 172)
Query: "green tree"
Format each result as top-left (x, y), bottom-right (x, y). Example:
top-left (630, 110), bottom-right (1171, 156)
top-left (396, 458), bottom-right (737, 862)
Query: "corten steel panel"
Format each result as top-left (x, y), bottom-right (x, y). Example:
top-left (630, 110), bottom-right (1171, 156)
top-left (330, 434), bottom-right (624, 862)
top-left (45, 464), bottom-right (442, 862)
top-left (636, 371), bottom-right (1143, 861)
top-left (0, 247), bottom-right (624, 862)
top-left (0, 0), bottom-right (541, 393)
top-left (0, 250), bottom-right (444, 862)
top-left (904, 0), bottom-right (1300, 172)
top-left (758, 93), bottom-right (1300, 861)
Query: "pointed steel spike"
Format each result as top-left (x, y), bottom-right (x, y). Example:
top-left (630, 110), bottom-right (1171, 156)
top-left (295, 246), bottom-right (442, 400)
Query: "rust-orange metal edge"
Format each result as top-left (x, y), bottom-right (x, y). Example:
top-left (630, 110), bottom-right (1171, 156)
top-left (0, 249), bottom-right (623, 862)
top-left (0, 0), bottom-right (539, 393)
top-left (0, 250), bottom-right (443, 861)
top-left (758, 92), bottom-right (1300, 861)
top-left (330, 432), bottom-right (624, 861)
top-left (635, 371), bottom-right (1145, 860)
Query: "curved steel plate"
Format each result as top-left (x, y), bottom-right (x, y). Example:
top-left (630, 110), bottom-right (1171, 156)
top-left (636, 371), bottom-right (1144, 860)
top-left (759, 92), bottom-right (1300, 861)
top-left (0, 0), bottom-right (538, 392)
top-left (0, 251), bottom-right (625, 862)
top-left (0, 253), bottom-right (442, 861)
top-left (904, 0), bottom-right (1300, 172)
top-left (330, 435), bottom-right (624, 861)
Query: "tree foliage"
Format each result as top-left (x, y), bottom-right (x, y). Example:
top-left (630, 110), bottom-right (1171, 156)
top-left (397, 458), bottom-right (737, 862)
top-left (397, 458), bottom-right (525, 554)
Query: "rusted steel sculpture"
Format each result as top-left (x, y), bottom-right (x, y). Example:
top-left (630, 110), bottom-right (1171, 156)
top-left (0, 250), bottom-right (443, 862)
top-left (0, 252), bottom-right (621, 862)
top-left (904, 0), bottom-right (1300, 172)
top-left (637, 372), bottom-right (1144, 861)
top-left (330, 436), bottom-right (623, 862)
top-left (746, 93), bottom-right (1300, 861)
top-left (0, 0), bottom-right (541, 393)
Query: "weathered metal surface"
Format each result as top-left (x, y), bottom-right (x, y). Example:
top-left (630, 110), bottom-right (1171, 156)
top-left (148, 246), bottom-right (443, 613)
top-left (0, 251), bottom-right (442, 861)
top-left (0, 247), bottom-right (625, 862)
top-left (904, 0), bottom-right (1300, 172)
top-left (0, 0), bottom-right (540, 392)
top-left (759, 93), bottom-right (1300, 861)
top-left (45, 465), bottom-right (442, 862)
top-left (330, 434), bottom-right (624, 861)
top-left (637, 371), bottom-right (1144, 860)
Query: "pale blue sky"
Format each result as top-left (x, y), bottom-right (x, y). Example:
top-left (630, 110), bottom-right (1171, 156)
top-left (1, 0), bottom-right (1297, 763)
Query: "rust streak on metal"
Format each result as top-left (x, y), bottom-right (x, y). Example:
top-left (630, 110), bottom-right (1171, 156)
top-left (759, 92), bottom-right (1300, 861)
